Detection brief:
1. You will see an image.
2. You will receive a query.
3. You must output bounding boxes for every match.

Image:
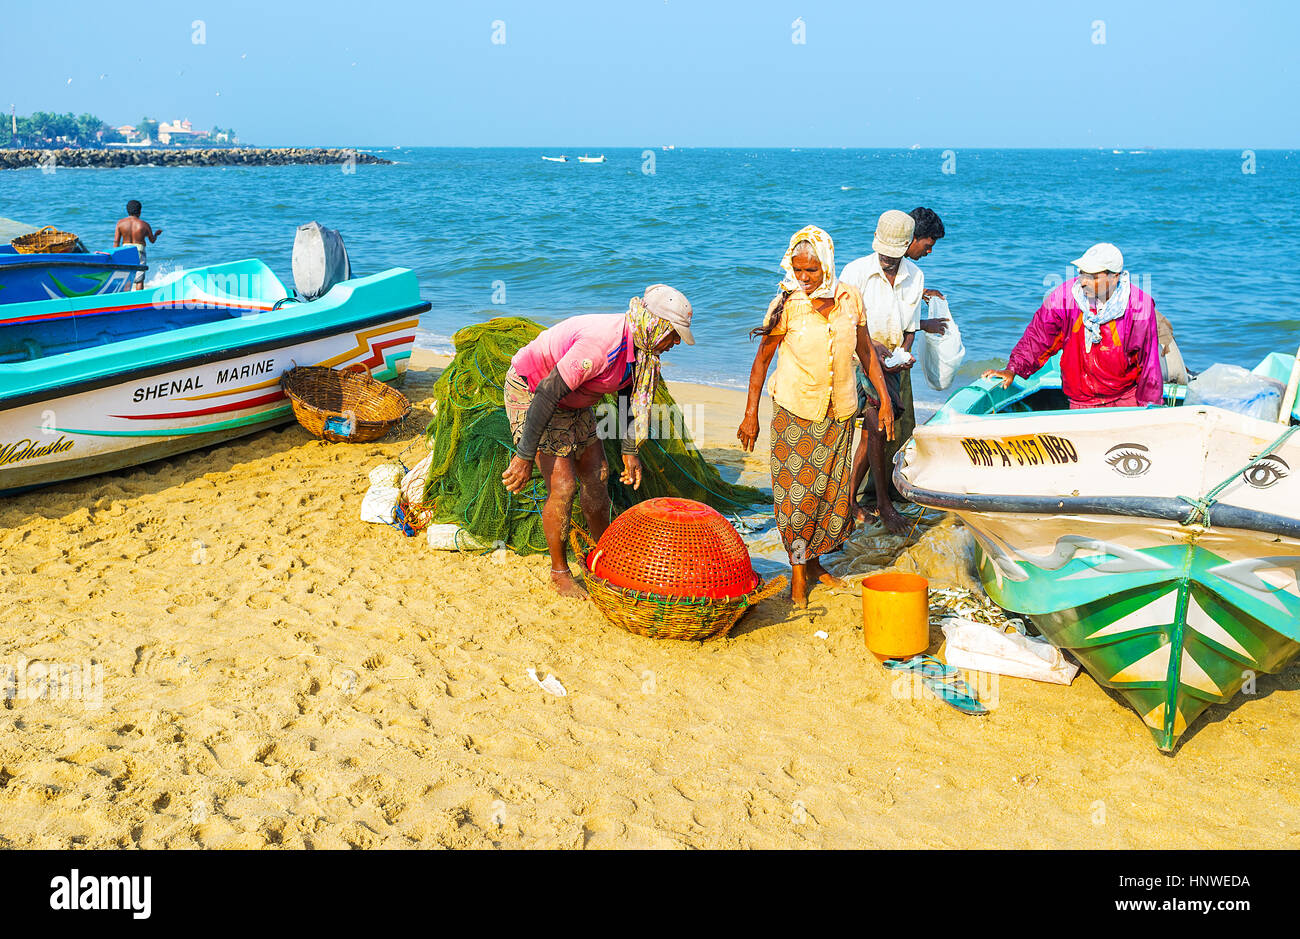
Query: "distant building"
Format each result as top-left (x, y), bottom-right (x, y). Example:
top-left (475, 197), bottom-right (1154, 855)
top-left (157, 118), bottom-right (208, 146)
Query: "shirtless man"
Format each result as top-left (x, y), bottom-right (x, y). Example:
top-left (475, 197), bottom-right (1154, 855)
top-left (112, 200), bottom-right (162, 290)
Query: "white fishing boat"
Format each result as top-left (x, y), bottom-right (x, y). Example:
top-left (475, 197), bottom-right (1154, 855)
top-left (895, 355), bottom-right (1300, 751)
top-left (541, 155), bottom-right (568, 162)
top-left (577, 154), bottom-right (605, 164)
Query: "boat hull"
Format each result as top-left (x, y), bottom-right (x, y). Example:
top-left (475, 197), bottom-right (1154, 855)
top-left (0, 316), bottom-right (414, 492)
top-left (896, 371), bottom-right (1300, 751)
top-left (0, 260), bottom-right (424, 493)
top-left (0, 246), bottom-right (144, 303)
top-left (957, 509), bottom-right (1300, 750)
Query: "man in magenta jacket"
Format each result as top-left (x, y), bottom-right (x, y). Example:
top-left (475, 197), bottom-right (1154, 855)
top-left (983, 243), bottom-right (1164, 408)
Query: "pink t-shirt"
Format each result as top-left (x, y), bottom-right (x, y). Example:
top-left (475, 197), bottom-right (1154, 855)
top-left (510, 313), bottom-right (636, 408)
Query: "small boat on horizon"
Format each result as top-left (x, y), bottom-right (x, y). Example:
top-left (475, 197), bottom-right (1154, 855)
top-left (0, 259), bottom-right (427, 494)
top-left (0, 245), bottom-right (144, 304)
top-left (577, 154), bottom-right (605, 163)
top-left (896, 356), bottom-right (1300, 752)
top-left (541, 155), bottom-right (568, 162)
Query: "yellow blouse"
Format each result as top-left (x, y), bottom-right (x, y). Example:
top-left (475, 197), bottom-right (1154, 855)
top-left (764, 282), bottom-right (865, 422)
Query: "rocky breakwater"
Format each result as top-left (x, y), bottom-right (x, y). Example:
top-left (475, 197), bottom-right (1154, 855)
top-left (0, 148), bottom-right (393, 169)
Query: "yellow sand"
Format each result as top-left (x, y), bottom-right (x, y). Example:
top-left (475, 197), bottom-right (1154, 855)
top-left (1, 349), bottom-right (1297, 849)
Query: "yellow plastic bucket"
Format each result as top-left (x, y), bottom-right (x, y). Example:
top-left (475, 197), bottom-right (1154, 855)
top-left (862, 572), bottom-right (930, 661)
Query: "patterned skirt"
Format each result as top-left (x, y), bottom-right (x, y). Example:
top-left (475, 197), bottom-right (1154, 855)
top-left (770, 404), bottom-right (854, 561)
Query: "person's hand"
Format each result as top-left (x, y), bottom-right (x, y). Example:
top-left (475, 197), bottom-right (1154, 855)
top-left (501, 454), bottom-right (533, 493)
top-left (875, 342), bottom-right (903, 373)
top-left (619, 453), bottom-right (643, 490)
top-left (981, 368), bottom-right (1015, 389)
top-left (923, 288), bottom-right (945, 302)
top-left (920, 317), bottom-right (948, 336)
top-left (154, 228), bottom-right (163, 239)
top-left (878, 403), bottom-right (896, 441)
top-left (737, 410), bottom-right (760, 452)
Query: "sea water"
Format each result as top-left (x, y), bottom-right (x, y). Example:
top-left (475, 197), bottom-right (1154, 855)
top-left (7, 147), bottom-right (1298, 411)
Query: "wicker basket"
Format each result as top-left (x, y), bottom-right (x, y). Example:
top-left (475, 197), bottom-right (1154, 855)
top-left (11, 225), bottom-right (79, 255)
top-left (281, 364), bottom-right (411, 443)
top-left (571, 527), bottom-right (786, 641)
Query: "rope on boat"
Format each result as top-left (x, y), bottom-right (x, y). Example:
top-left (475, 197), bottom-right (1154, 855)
top-left (1177, 423), bottom-right (1299, 528)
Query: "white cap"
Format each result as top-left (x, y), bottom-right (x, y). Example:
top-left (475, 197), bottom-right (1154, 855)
top-left (872, 209), bottom-right (915, 258)
top-left (643, 283), bottom-right (694, 345)
top-left (1072, 243), bottom-right (1124, 273)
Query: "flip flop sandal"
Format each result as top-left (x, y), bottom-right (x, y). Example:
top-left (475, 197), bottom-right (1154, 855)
top-left (882, 654), bottom-right (989, 716)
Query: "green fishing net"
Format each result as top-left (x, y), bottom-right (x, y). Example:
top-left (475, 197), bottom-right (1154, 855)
top-left (422, 316), bottom-right (765, 554)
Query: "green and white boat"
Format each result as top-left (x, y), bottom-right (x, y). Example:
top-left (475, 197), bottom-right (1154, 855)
top-left (0, 258), bottom-right (427, 494)
top-left (895, 356), bottom-right (1300, 751)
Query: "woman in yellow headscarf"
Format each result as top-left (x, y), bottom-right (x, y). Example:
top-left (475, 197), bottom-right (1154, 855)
top-left (737, 226), bottom-right (895, 607)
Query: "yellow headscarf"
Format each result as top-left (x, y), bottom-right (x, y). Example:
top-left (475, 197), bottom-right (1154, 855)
top-left (778, 225), bottom-right (837, 300)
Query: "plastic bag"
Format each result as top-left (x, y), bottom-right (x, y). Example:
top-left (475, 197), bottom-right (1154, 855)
top-left (425, 523), bottom-right (493, 551)
top-left (360, 485), bottom-right (400, 524)
top-left (400, 453), bottom-right (433, 506)
top-left (1185, 364), bottom-right (1285, 421)
top-left (914, 296), bottom-right (966, 391)
top-left (369, 463), bottom-right (404, 488)
top-left (884, 347), bottom-right (915, 369)
top-left (940, 616), bottom-right (1079, 685)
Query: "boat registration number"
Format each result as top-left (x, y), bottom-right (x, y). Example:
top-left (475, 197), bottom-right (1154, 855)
top-left (960, 433), bottom-right (1078, 468)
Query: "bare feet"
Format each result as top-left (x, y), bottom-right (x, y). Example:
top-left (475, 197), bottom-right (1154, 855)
top-left (879, 503), bottom-right (910, 535)
top-left (790, 565), bottom-right (809, 608)
top-left (807, 556), bottom-right (847, 589)
top-left (550, 569), bottom-right (587, 598)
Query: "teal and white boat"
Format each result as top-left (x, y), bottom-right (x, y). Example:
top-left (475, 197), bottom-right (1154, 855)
top-left (895, 357), bottom-right (1300, 751)
top-left (0, 259), bottom-right (427, 493)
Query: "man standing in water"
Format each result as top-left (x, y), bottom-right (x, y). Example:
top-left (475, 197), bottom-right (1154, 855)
top-left (112, 200), bottom-right (162, 290)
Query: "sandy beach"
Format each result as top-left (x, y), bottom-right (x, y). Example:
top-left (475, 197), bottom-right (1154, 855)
top-left (1, 347), bottom-right (1297, 850)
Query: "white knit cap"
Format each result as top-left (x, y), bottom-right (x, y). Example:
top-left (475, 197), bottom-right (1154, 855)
top-left (1072, 243), bottom-right (1124, 273)
top-left (643, 284), bottom-right (694, 345)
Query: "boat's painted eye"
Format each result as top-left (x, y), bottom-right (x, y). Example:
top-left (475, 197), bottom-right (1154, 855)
top-left (1243, 455), bottom-right (1290, 489)
top-left (1105, 443), bottom-right (1151, 478)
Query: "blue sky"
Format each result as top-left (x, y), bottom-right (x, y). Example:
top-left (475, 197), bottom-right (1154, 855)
top-left (5, 0), bottom-right (1297, 147)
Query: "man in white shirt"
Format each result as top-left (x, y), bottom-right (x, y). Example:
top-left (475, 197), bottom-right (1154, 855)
top-left (838, 209), bottom-right (924, 533)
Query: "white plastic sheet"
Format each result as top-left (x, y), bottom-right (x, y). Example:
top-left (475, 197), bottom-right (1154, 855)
top-left (940, 616), bottom-right (1078, 685)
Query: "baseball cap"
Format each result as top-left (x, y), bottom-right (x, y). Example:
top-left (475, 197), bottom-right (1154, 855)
top-left (1072, 243), bottom-right (1124, 273)
top-left (643, 284), bottom-right (694, 345)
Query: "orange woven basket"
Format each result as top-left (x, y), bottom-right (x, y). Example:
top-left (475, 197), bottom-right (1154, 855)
top-left (587, 497), bottom-right (759, 599)
top-left (571, 524), bottom-right (785, 642)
